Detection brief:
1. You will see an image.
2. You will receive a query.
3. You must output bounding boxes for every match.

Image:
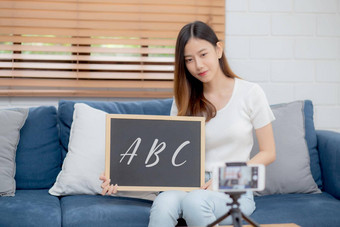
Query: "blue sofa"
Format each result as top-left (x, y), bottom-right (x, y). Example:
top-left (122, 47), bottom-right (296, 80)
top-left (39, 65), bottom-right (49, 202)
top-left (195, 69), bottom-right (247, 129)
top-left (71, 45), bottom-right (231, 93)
top-left (0, 99), bottom-right (340, 227)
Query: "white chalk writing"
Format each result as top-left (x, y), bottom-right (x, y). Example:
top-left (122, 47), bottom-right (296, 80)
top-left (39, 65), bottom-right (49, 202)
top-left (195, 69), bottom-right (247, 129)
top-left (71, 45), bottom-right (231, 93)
top-left (119, 138), bottom-right (190, 167)
top-left (119, 137), bottom-right (141, 165)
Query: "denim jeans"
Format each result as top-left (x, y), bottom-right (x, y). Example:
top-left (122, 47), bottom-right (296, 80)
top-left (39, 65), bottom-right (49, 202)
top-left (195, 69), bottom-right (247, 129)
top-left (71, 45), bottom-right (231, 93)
top-left (148, 189), bottom-right (255, 227)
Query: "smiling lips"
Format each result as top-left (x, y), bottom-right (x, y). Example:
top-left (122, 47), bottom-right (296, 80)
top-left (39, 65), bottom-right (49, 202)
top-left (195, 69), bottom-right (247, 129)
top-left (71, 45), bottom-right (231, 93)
top-left (198, 71), bottom-right (208, 76)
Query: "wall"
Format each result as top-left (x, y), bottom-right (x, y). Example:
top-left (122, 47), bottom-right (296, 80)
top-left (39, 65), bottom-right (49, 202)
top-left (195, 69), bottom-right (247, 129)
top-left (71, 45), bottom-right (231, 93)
top-left (226, 0), bottom-right (340, 132)
top-left (1, 0), bottom-right (339, 132)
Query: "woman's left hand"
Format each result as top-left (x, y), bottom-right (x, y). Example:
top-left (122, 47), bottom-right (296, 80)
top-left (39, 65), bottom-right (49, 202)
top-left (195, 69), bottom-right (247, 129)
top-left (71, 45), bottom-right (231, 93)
top-left (201, 179), bottom-right (212, 190)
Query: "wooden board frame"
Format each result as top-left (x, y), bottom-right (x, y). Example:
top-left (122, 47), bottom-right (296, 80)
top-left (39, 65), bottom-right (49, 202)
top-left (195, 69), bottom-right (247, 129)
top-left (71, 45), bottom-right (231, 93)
top-left (105, 114), bottom-right (205, 191)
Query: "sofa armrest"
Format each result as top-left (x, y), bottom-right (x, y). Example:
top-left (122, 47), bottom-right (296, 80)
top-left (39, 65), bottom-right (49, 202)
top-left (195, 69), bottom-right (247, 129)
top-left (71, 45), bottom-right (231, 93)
top-left (316, 130), bottom-right (340, 199)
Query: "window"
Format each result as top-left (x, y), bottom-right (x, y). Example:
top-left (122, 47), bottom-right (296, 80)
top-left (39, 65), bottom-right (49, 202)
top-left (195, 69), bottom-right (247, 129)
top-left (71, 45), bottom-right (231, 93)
top-left (0, 0), bottom-right (225, 98)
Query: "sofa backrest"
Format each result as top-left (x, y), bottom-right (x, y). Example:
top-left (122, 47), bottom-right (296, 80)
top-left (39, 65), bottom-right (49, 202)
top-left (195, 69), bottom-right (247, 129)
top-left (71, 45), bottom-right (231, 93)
top-left (57, 99), bottom-right (173, 160)
top-left (58, 99), bottom-right (322, 188)
top-left (303, 100), bottom-right (322, 189)
top-left (14, 99), bottom-right (321, 191)
top-left (15, 106), bottom-right (62, 189)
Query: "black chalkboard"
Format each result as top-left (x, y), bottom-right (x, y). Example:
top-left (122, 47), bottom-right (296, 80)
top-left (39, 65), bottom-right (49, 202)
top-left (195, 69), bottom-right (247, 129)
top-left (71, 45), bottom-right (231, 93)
top-left (105, 114), bottom-right (205, 191)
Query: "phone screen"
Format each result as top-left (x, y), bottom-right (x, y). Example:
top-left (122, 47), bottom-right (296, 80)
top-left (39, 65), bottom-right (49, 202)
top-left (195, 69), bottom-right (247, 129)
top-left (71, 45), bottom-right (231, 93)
top-left (218, 166), bottom-right (259, 190)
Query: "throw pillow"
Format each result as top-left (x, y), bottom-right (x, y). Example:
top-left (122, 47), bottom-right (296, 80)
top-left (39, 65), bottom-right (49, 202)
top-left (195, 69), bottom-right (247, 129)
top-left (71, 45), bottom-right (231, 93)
top-left (250, 101), bottom-right (321, 195)
top-left (49, 103), bottom-right (107, 195)
top-left (49, 103), bottom-right (156, 200)
top-left (0, 108), bottom-right (28, 196)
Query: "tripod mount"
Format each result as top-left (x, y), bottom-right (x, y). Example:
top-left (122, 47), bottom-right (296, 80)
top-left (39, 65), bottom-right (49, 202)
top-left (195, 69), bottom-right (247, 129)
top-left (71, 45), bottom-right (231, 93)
top-left (207, 191), bottom-right (260, 227)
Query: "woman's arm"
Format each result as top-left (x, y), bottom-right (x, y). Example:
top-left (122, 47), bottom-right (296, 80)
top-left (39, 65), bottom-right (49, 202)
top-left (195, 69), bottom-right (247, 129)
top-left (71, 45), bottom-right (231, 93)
top-left (247, 123), bottom-right (276, 166)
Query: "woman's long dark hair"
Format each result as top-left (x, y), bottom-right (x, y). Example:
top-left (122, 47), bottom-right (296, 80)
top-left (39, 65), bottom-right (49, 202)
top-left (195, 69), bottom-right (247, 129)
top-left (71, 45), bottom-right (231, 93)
top-left (174, 21), bottom-right (239, 121)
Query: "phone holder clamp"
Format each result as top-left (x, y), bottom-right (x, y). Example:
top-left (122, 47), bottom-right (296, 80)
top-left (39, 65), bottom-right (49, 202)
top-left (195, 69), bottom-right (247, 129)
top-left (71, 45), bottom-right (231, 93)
top-left (207, 191), bottom-right (260, 227)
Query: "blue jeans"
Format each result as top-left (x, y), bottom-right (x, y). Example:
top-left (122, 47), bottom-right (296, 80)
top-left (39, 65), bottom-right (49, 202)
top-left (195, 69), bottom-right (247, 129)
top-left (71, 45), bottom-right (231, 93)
top-left (148, 190), bottom-right (255, 227)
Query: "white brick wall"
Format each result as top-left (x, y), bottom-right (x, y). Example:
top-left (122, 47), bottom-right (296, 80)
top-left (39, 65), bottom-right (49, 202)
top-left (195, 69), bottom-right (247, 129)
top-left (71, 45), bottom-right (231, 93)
top-left (2, 0), bottom-right (340, 132)
top-left (317, 15), bottom-right (340, 36)
top-left (250, 38), bottom-right (294, 59)
top-left (249, 0), bottom-right (292, 12)
top-left (226, 0), bottom-right (340, 132)
top-left (271, 15), bottom-right (315, 35)
top-left (295, 0), bottom-right (338, 13)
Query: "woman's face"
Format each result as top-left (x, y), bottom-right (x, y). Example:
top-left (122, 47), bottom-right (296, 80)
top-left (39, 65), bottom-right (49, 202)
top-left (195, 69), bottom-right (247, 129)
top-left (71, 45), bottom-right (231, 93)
top-left (184, 38), bottom-right (223, 84)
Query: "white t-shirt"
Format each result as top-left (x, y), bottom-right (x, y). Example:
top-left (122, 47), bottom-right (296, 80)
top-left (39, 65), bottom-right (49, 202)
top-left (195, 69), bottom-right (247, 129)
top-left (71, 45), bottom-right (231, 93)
top-left (170, 78), bottom-right (275, 171)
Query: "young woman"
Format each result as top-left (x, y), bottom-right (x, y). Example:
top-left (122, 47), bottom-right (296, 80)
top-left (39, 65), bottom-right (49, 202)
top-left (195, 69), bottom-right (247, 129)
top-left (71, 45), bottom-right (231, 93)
top-left (101, 21), bottom-right (276, 226)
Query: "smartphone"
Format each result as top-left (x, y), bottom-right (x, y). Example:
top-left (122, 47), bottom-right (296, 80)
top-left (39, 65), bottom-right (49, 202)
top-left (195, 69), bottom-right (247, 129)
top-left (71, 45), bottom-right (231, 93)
top-left (212, 163), bottom-right (265, 192)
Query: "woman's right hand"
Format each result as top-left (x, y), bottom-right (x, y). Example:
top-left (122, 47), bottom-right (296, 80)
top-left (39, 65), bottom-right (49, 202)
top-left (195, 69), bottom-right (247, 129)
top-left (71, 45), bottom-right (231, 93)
top-left (99, 172), bottom-right (118, 196)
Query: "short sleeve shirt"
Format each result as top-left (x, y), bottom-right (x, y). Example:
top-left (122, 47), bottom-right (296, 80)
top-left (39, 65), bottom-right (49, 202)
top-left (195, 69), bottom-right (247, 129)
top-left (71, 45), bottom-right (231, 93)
top-left (170, 78), bottom-right (275, 171)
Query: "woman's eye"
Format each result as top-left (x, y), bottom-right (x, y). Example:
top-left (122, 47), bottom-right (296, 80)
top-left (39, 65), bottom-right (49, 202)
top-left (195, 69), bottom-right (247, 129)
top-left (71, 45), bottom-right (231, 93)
top-left (185, 58), bottom-right (192, 63)
top-left (201, 53), bottom-right (207, 57)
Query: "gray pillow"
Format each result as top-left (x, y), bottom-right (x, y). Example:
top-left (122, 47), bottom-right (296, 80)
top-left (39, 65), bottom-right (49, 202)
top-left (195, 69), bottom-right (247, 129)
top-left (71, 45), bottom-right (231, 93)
top-left (250, 101), bottom-right (321, 195)
top-left (0, 108), bottom-right (28, 196)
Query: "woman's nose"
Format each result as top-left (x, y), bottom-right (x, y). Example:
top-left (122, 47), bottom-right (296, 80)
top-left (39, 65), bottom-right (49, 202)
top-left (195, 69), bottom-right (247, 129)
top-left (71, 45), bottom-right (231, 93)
top-left (195, 58), bottom-right (203, 70)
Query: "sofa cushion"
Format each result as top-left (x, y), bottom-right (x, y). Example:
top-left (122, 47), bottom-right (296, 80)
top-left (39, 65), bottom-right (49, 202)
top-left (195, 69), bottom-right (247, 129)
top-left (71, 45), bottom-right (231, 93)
top-left (15, 106), bottom-right (62, 189)
top-left (251, 100), bottom-right (320, 195)
top-left (251, 192), bottom-right (340, 226)
top-left (0, 108), bottom-right (28, 196)
top-left (0, 189), bottom-right (61, 227)
top-left (58, 99), bottom-right (173, 159)
top-left (60, 195), bottom-right (152, 227)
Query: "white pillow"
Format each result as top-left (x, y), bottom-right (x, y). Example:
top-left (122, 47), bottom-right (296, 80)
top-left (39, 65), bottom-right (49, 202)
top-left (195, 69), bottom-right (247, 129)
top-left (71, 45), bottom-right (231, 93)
top-left (49, 103), bottom-right (106, 195)
top-left (49, 103), bottom-right (156, 200)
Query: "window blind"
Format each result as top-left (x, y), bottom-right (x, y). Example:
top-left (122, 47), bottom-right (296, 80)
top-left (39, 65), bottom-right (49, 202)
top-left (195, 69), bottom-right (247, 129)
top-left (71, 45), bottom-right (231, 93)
top-left (0, 0), bottom-right (225, 98)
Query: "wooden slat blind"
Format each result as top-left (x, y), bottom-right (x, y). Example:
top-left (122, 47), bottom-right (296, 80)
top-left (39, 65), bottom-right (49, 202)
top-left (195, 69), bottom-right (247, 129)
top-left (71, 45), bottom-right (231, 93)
top-left (0, 0), bottom-right (225, 98)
